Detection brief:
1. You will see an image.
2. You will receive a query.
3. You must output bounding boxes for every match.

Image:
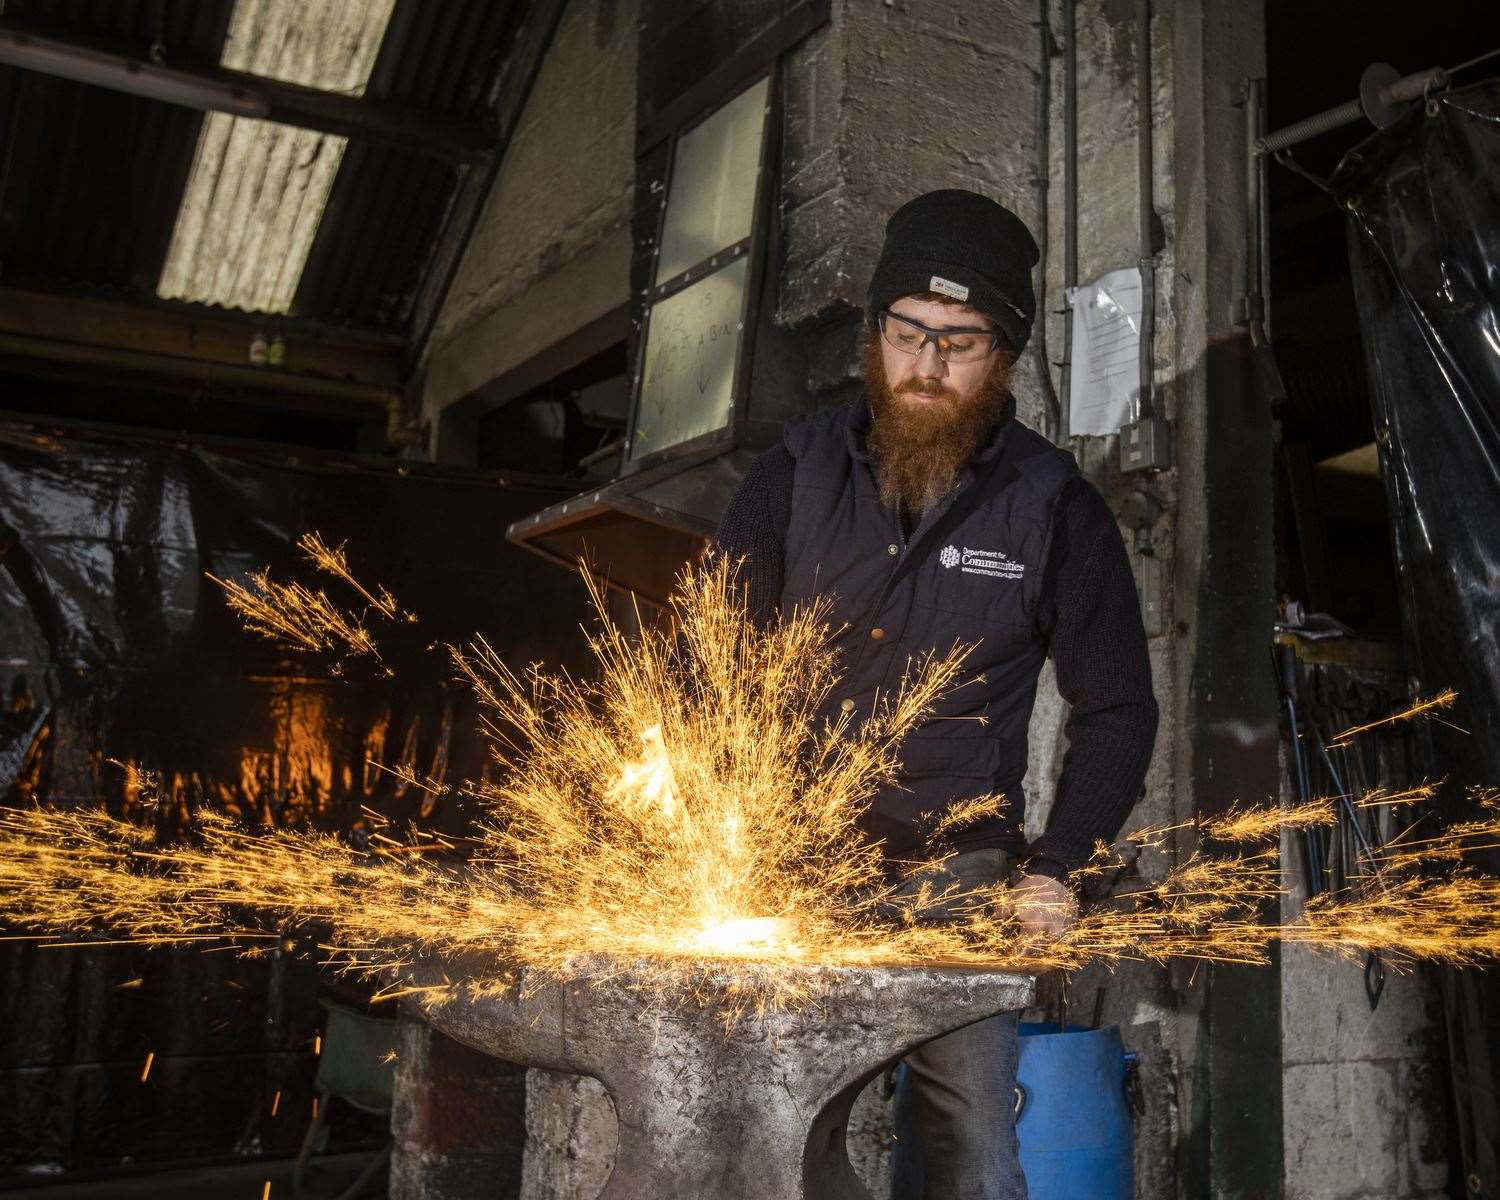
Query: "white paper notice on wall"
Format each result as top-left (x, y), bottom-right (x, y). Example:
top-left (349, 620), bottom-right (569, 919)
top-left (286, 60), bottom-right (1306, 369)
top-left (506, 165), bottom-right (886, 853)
top-left (1066, 267), bottom-right (1143, 437)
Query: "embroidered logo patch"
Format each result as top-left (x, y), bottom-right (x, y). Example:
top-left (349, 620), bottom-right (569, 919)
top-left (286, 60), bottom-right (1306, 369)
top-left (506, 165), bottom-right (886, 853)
top-left (929, 275), bottom-right (970, 302)
top-left (942, 545), bottom-right (1025, 580)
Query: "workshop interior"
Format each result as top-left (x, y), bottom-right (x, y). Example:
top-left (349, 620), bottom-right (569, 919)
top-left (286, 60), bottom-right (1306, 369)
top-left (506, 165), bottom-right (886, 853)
top-left (2, 1), bottom-right (1499, 1198)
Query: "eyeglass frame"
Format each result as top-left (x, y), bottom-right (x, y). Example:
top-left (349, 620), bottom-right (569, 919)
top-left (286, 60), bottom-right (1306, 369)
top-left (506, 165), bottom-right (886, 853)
top-left (876, 308), bottom-right (1008, 364)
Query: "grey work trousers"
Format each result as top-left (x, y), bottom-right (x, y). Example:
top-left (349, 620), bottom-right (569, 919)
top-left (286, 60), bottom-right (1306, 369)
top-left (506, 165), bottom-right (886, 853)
top-left (890, 848), bottom-right (1028, 1200)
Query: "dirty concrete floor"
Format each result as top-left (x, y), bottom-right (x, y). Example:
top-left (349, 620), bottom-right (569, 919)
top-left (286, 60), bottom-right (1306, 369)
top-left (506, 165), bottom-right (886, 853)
top-left (1, 1150), bottom-right (384, 1199)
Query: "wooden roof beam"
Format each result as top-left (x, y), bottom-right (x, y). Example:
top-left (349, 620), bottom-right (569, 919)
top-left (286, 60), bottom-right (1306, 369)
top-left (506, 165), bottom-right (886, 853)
top-left (0, 21), bottom-right (496, 166)
top-left (0, 286), bottom-right (401, 421)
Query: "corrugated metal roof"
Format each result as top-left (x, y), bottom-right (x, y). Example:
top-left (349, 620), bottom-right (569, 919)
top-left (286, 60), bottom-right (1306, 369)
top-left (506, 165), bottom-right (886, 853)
top-left (0, 1), bottom-right (233, 296)
top-left (0, 0), bottom-right (526, 334)
top-left (293, 0), bottom-right (523, 330)
top-left (157, 0), bottom-right (398, 313)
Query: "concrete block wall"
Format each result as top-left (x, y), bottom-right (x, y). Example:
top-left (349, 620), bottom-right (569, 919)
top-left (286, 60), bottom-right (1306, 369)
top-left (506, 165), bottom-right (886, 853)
top-left (418, 0), bottom-right (638, 422)
top-left (1025, 0), bottom-right (1178, 861)
top-left (778, 0), bottom-right (1047, 410)
top-left (1280, 947), bottom-right (1448, 1200)
top-left (1280, 816), bottom-right (1449, 1200)
top-left (1028, 1), bottom-right (1184, 1189)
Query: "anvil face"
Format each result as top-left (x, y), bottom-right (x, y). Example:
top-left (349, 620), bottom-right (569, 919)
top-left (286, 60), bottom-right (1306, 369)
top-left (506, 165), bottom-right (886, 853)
top-left (411, 960), bottom-right (1034, 1199)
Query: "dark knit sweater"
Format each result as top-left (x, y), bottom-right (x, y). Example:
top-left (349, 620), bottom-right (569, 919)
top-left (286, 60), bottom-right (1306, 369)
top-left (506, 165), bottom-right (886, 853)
top-left (713, 439), bottom-right (1159, 880)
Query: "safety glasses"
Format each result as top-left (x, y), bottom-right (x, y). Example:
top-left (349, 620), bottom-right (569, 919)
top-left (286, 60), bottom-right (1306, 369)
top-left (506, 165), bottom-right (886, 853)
top-left (877, 309), bottom-right (1004, 364)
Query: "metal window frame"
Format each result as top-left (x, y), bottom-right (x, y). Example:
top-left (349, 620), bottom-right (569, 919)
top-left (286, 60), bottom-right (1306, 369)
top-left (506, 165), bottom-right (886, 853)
top-left (620, 64), bottom-right (781, 477)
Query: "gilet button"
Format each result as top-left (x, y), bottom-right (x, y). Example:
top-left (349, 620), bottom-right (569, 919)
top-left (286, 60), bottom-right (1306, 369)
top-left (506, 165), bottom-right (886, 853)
top-left (887, 544), bottom-right (899, 555)
top-left (870, 627), bottom-right (886, 641)
top-left (840, 698), bottom-right (856, 714)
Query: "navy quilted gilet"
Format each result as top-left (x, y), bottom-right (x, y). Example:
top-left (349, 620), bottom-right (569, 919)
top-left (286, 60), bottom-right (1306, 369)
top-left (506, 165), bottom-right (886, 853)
top-left (780, 399), bottom-right (1078, 863)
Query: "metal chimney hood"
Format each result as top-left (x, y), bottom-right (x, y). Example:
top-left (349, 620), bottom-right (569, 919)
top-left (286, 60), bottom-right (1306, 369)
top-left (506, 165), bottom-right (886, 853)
top-left (506, 68), bottom-right (795, 606)
top-left (505, 444), bottom-right (762, 606)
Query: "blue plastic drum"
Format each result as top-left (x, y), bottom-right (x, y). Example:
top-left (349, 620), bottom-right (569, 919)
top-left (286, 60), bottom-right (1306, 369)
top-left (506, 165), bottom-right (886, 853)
top-left (889, 1023), bottom-right (1134, 1200)
top-left (1014, 1022), bottom-right (1133, 1199)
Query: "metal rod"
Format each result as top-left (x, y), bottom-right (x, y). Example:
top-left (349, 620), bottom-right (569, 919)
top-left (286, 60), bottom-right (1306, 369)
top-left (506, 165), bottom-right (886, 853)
top-left (1134, 0), bottom-right (1154, 422)
top-left (1058, 0), bottom-right (1078, 440)
top-left (1448, 44), bottom-right (1500, 78)
top-left (1032, 0), bottom-right (1061, 442)
top-left (0, 25), bottom-right (266, 118)
top-left (1257, 65), bottom-right (1446, 155)
top-left (1243, 78), bottom-right (1270, 351)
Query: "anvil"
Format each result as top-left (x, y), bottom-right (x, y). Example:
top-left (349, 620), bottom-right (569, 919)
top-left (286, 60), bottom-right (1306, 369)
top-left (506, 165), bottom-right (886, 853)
top-left (410, 958), bottom-right (1033, 1199)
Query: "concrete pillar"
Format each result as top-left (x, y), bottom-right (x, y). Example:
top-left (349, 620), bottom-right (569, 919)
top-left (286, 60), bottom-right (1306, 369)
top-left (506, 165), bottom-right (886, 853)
top-left (389, 1008), bottom-right (528, 1200)
top-left (1169, 1), bottom-right (1280, 1195)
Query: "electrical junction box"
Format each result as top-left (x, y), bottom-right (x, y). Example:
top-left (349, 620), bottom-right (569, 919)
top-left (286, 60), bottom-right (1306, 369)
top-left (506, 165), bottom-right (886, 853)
top-left (1120, 415), bottom-right (1172, 473)
top-left (1133, 553), bottom-right (1166, 638)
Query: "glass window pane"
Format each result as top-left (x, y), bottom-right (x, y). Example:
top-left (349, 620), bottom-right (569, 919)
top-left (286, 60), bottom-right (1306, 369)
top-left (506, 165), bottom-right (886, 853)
top-left (631, 257), bottom-right (748, 462)
top-left (654, 77), bottom-right (770, 284)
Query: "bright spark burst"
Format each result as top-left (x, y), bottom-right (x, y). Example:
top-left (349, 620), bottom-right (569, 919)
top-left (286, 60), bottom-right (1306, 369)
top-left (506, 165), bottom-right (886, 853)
top-left (1, 549), bottom-right (1498, 1021)
top-left (1329, 688), bottom-right (1458, 747)
top-left (1200, 799), bottom-right (1334, 842)
top-left (206, 533), bottom-right (407, 667)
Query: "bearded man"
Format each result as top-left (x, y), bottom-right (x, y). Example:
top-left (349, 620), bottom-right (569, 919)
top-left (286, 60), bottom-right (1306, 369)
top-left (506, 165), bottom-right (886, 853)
top-left (713, 189), bottom-right (1157, 1198)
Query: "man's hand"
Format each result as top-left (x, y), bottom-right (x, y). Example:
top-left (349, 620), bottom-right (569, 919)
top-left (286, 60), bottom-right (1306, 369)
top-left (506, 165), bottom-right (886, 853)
top-left (1007, 872), bottom-right (1078, 940)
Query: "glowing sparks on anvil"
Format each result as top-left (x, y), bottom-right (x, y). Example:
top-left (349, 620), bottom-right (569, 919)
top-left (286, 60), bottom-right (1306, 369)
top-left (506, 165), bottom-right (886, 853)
top-left (0, 543), bottom-right (1498, 1023)
top-left (608, 724), bottom-right (678, 820)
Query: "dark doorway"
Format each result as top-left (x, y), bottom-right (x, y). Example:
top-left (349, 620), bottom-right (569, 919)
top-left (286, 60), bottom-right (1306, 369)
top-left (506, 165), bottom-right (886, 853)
top-left (473, 339), bottom-right (629, 477)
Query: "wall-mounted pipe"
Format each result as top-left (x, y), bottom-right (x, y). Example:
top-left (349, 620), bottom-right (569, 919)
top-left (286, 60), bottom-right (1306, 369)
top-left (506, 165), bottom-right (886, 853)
top-left (1239, 77), bottom-right (1286, 407)
top-left (1058, 0), bottom-right (1078, 440)
top-left (1032, 0), bottom-right (1061, 443)
top-left (1244, 79), bottom-right (1266, 348)
top-left (1134, 0), bottom-right (1155, 422)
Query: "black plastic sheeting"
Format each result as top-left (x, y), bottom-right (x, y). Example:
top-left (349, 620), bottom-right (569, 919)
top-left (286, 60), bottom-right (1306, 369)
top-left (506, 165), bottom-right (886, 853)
top-left (1335, 80), bottom-right (1500, 1199)
top-left (0, 422), bottom-right (593, 1178)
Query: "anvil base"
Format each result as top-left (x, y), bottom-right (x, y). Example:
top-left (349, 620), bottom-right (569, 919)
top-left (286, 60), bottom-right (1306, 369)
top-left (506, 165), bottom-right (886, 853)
top-left (409, 959), bottom-right (1034, 1200)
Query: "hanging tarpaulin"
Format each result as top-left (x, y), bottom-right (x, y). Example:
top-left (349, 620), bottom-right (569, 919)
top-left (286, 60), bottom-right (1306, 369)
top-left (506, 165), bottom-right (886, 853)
top-left (1334, 79), bottom-right (1500, 1198)
top-left (0, 420), bottom-right (595, 1174)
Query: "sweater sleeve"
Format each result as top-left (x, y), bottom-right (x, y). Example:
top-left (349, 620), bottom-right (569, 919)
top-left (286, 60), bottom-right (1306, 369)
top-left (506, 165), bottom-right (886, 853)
top-left (710, 443), bottom-right (794, 626)
top-left (1025, 480), bottom-right (1160, 879)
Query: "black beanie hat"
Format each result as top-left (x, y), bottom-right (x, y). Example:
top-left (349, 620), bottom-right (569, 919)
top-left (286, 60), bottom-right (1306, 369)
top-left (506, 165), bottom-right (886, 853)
top-left (866, 189), bottom-right (1040, 353)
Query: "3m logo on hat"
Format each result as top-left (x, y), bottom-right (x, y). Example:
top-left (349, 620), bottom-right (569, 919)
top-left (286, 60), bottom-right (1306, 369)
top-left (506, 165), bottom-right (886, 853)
top-left (929, 275), bottom-right (970, 302)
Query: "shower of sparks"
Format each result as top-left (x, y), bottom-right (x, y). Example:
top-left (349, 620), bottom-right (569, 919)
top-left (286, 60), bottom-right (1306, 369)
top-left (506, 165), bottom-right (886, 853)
top-left (1200, 799), bottom-right (1335, 842)
top-left (1357, 782), bottom-right (1442, 809)
top-left (1, 549), bottom-right (1498, 1020)
top-left (206, 533), bottom-right (407, 666)
top-left (1328, 688), bottom-right (1458, 747)
top-left (210, 567), bottom-right (376, 658)
top-left (366, 760), bottom-right (451, 800)
top-left (297, 533), bottom-right (408, 624)
top-left (927, 794), bottom-right (1009, 841)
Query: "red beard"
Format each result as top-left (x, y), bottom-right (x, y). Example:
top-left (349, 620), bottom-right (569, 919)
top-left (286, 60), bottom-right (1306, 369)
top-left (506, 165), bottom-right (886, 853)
top-left (863, 336), bottom-right (1013, 515)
